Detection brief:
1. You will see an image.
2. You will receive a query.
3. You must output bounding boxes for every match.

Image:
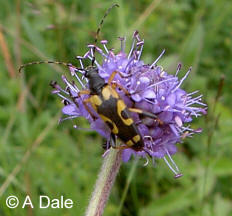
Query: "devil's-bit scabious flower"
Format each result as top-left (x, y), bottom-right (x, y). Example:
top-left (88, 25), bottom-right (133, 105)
top-left (50, 31), bottom-right (207, 177)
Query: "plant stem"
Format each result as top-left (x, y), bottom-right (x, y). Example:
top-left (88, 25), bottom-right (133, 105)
top-left (85, 148), bottom-right (122, 216)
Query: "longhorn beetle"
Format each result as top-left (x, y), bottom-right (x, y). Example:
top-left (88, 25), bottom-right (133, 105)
top-left (19, 4), bottom-right (163, 155)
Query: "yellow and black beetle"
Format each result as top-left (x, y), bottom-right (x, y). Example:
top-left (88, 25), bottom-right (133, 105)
top-left (18, 3), bottom-right (162, 154)
top-left (76, 66), bottom-right (162, 153)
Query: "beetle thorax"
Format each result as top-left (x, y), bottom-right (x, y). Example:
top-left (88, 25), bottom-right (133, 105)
top-left (85, 67), bottom-right (106, 94)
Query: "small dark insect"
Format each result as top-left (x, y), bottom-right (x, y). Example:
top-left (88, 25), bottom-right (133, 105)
top-left (19, 3), bottom-right (162, 155)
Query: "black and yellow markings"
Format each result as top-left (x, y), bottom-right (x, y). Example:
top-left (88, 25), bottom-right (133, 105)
top-left (93, 84), bottom-right (144, 149)
top-left (133, 134), bottom-right (141, 143)
top-left (78, 82), bottom-right (160, 152)
top-left (99, 114), bottom-right (119, 134)
top-left (69, 69), bottom-right (157, 152)
top-left (102, 86), bottom-right (111, 100)
top-left (126, 140), bottom-right (134, 146)
top-left (117, 100), bottom-right (134, 126)
top-left (126, 135), bottom-right (141, 147)
top-left (89, 95), bottom-right (102, 111)
top-left (102, 85), bottom-right (119, 100)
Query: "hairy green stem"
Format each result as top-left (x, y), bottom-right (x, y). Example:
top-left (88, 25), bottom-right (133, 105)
top-left (116, 157), bottom-right (139, 216)
top-left (85, 148), bottom-right (122, 216)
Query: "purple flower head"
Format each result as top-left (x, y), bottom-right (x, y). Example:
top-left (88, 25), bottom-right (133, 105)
top-left (50, 31), bottom-right (207, 178)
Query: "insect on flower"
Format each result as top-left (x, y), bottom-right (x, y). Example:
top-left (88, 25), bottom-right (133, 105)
top-left (19, 4), bottom-right (157, 154)
top-left (19, 4), bottom-right (207, 178)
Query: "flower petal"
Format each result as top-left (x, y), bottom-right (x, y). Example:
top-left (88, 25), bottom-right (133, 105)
top-left (143, 89), bottom-right (156, 99)
top-left (62, 104), bottom-right (80, 116)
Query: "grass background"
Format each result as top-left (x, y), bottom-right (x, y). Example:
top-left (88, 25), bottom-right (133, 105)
top-left (0, 0), bottom-right (232, 215)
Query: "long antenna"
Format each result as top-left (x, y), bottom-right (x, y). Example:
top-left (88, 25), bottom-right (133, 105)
top-left (91, 3), bottom-right (119, 66)
top-left (18, 60), bottom-right (78, 73)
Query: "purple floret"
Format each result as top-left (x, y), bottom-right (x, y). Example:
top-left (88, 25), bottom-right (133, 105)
top-left (50, 31), bottom-right (207, 177)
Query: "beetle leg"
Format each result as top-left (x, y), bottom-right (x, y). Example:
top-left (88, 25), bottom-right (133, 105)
top-left (67, 89), bottom-right (97, 121)
top-left (128, 108), bottom-right (157, 118)
top-left (109, 134), bottom-right (130, 150)
top-left (71, 89), bottom-right (91, 100)
top-left (103, 134), bottom-right (130, 150)
top-left (69, 89), bottom-right (96, 120)
top-left (73, 90), bottom-right (97, 120)
top-left (111, 82), bottom-right (130, 95)
top-left (108, 133), bottom-right (116, 148)
top-left (78, 89), bottom-right (91, 96)
top-left (103, 134), bottom-right (115, 149)
top-left (128, 108), bottom-right (163, 125)
top-left (108, 70), bottom-right (131, 85)
top-left (102, 139), bottom-right (110, 150)
top-left (108, 135), bottom-right (132, 150)
top-left (83, 98), bottom-right (97, 120)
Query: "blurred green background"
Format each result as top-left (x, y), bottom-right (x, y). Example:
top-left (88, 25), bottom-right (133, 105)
top-left (0, 0), bottom-right (232, 215)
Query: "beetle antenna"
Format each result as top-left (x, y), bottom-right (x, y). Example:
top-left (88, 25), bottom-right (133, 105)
top-left (18, 60), bottom-right (81, 73)
top-left (91, 3), bottom-right (119, 66)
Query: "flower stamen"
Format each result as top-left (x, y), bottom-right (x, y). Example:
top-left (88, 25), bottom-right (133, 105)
top-left (150, 49), bottom-right (166, 68)
top-left (101, 40), bottom-right (109, 54)
top-left (172, 67), bottom-right (192, 93)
